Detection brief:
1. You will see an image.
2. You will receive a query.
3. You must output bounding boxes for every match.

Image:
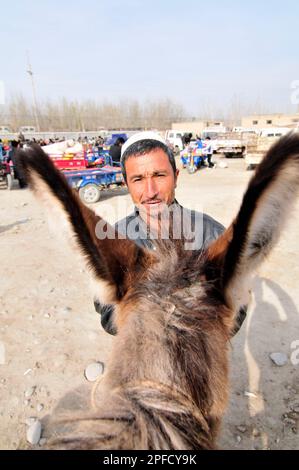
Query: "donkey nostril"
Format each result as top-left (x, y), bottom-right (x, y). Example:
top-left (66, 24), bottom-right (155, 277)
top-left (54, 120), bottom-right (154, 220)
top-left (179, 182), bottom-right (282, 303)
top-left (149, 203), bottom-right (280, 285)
top-left (94, 299), bottom-right (102, 313)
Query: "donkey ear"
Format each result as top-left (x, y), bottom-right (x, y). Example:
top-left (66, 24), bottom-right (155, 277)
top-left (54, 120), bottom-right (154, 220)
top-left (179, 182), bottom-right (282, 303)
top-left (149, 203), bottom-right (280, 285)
top-left (17, 145), bottom-right (151, 304)
top-left (206, 133), bottom-right (299, 311)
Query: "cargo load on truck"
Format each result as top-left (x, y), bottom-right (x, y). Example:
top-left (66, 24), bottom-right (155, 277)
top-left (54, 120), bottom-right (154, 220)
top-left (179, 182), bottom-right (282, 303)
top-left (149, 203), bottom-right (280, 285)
top-left (244, 128), bottom-right (293, 170)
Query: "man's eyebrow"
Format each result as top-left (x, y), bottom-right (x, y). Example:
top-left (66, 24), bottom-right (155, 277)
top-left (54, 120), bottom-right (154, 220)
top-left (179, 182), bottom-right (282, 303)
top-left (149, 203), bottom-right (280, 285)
top-left (129, 169), bottom-right (169, 180)
top-left (129, 173), bottom-right (144, 180)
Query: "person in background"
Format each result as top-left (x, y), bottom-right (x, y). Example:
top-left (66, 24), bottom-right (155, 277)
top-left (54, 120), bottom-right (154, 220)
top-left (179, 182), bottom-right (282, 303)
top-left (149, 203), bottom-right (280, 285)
top-left (109, 137), bottom-right (125, 164)
top-left (195, 135), bottom-right (205, 167)
top-left (204, 136), bottom-right (214, 168)
top-left (0, 139), bottom-right (3, 162)
top-left (7, 140), bottom-right (27, 188)
top-left (18, 131), bottom-right (25, 142)
top-left (183, 132), bottom-right (192, 148)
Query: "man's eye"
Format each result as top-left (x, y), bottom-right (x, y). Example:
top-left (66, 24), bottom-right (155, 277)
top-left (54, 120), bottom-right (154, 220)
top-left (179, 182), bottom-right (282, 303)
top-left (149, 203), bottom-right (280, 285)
top-left (132, 177), bottom-right (142, 182)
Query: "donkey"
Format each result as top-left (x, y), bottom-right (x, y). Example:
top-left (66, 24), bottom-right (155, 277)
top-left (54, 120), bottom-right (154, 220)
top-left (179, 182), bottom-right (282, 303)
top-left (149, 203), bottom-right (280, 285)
top-left (17, 133), bottom-right (299, 449)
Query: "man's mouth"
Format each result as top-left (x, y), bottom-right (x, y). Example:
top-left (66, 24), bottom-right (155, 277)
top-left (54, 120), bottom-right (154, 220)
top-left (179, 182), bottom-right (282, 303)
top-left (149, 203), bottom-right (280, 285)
top-left (142, 199), bottom-right (162, 205)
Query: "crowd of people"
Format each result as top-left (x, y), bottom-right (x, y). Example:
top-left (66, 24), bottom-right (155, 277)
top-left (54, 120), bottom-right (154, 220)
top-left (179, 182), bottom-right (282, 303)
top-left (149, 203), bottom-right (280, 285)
top-left (0, 130), bottom-right (215, 189)
top-left (0, 135), bottom-right (107, 163)
top-left (0, 134), bottom-right (107, 188)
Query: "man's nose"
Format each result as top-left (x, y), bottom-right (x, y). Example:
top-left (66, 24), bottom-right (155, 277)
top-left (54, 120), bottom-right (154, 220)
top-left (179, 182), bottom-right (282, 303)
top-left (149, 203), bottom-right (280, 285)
top-left (144, 177), bottom-right (158, 199)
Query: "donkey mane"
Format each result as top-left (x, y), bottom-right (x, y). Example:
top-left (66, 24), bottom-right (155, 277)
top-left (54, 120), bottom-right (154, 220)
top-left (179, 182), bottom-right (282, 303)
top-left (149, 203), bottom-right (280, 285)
top-left (17, 133), bottom-right (299, 449)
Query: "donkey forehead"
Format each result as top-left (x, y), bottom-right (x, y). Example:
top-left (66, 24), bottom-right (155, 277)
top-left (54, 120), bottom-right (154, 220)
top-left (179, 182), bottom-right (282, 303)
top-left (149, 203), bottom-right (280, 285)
top-left (120, 275), bottom-right (222, 337)
top-left (130, 254), bottom-right (210, 303)
top-left (147, 248), bottom-right (207, 287)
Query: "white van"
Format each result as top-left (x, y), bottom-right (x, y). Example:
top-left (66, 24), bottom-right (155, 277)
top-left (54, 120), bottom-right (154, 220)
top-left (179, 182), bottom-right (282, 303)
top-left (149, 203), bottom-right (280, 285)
top-left (19, 126), bottom-right (36, 133)
top-left (165, 130), bottom-right (184, 151)
top-left (0, 125), bottom-right (11, 134)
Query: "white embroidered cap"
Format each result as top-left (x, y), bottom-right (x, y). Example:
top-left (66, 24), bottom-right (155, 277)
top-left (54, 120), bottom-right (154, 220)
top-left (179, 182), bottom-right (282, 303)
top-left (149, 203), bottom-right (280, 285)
top-left (121, 131), bottom-right (167, 160)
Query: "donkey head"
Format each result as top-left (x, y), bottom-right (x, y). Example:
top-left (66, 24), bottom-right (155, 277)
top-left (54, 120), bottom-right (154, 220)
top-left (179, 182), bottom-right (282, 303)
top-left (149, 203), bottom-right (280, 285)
top-left (17, 133), bottom-right (299, 449)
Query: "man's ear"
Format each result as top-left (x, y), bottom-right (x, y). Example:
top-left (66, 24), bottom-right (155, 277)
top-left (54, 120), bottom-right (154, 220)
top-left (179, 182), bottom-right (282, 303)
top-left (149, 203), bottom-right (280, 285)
top-left (17, 145), bottom-right (152, 304)
top-left (206, 133), bottom-right (299, 312)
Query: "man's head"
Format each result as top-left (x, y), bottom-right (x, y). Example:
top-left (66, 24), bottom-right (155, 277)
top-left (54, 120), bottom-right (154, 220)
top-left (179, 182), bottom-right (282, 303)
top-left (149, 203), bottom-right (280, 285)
top-left (121, 132), bottom-right (179, 218)
top-left (11, 140), bottom-right (19, 148)
top-left (115, 137), bottom-right (125, 147)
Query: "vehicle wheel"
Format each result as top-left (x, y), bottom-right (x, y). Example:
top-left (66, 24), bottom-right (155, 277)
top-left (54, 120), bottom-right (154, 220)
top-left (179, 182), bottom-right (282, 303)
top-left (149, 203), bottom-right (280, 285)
top-left (187, 165), bottom-right (196, 174)
top-left (6, 174), bottom-right (14, 190)
top-left (0, 174), bottom-right (6, 188)
top-left (79, 184), bottom-right (101, 203)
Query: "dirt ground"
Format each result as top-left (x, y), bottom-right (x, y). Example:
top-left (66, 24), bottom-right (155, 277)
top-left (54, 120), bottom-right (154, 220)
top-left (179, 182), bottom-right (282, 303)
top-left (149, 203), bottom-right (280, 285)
top-left (0, 155), bottom-right (298, 450)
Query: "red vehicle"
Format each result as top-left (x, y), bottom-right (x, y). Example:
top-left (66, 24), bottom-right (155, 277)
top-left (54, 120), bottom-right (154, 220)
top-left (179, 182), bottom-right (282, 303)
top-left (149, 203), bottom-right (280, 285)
top-left (0, 159), bottom-right (17, 189)
top-left (50, 153), bottom-right (89, 171)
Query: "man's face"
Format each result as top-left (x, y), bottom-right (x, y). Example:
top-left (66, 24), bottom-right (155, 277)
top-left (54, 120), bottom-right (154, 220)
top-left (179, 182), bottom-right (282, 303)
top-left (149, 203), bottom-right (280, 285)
top-left (125, 148), bottom-right (179, 219)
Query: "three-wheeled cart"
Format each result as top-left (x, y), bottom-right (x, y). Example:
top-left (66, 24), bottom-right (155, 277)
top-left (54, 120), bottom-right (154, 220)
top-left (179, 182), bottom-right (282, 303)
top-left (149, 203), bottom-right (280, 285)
top-left (180, 147), bottom-right (205, 174)
top-left (63, 165), bottom-right (124, 203)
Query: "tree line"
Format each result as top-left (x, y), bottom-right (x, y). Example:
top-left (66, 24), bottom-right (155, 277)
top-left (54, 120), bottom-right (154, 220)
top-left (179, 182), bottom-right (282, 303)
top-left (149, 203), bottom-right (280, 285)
top-left (0, 94), bottom-right (187, 131)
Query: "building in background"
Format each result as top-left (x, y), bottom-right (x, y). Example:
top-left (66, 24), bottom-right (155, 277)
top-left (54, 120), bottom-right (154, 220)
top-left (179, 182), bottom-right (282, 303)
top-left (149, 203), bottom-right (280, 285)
top-left (241, 113), bottom-right (299, 129)
top-left (171, 120), bottom-right (225, 136)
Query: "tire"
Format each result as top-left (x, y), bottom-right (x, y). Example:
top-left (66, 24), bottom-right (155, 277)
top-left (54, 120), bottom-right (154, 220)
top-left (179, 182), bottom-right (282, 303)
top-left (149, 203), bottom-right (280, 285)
top-left (6, 174), bottom-right (14, 190)
top-left (79, 184), bottom-right (101, 204)
top-left (187, 165), bottom-right (196, 174)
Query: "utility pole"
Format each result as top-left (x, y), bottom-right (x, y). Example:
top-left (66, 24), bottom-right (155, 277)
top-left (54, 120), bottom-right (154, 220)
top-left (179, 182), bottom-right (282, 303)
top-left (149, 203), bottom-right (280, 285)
top-left (26, 52), bottom-right (40, 132)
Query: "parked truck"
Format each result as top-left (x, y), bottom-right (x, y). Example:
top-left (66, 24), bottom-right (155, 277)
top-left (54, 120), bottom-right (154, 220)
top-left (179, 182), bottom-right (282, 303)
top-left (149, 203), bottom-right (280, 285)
top-left (213, 132), bottom-right (256, 158)
top-left (214, 133), bottom-right (244, 157)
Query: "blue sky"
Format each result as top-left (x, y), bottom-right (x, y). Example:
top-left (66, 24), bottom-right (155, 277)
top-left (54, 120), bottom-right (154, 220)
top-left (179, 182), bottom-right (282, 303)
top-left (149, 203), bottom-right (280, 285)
top-left (1, 0), bottom-right (299, 115)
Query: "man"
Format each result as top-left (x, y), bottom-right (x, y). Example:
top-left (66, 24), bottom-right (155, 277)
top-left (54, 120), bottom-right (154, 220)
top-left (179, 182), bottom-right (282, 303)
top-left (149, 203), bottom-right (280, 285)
top-left (204, 136), bottom-right (214, 168)
top-left (182, 132), bottom-right (192, 148)
top-left (109, 136), bottom-right (126, 164)
top-left (94, 131), bottom-right (247, 335)
top-left (7, 140), bottom-right (27, 188)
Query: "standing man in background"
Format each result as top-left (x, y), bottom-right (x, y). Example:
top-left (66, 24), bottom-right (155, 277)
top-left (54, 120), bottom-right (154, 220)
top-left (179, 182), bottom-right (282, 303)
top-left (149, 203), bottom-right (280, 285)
top-left (109, 137), bottom-right (126, 165)
top-left (204, 137), bottom-right (214, 168)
